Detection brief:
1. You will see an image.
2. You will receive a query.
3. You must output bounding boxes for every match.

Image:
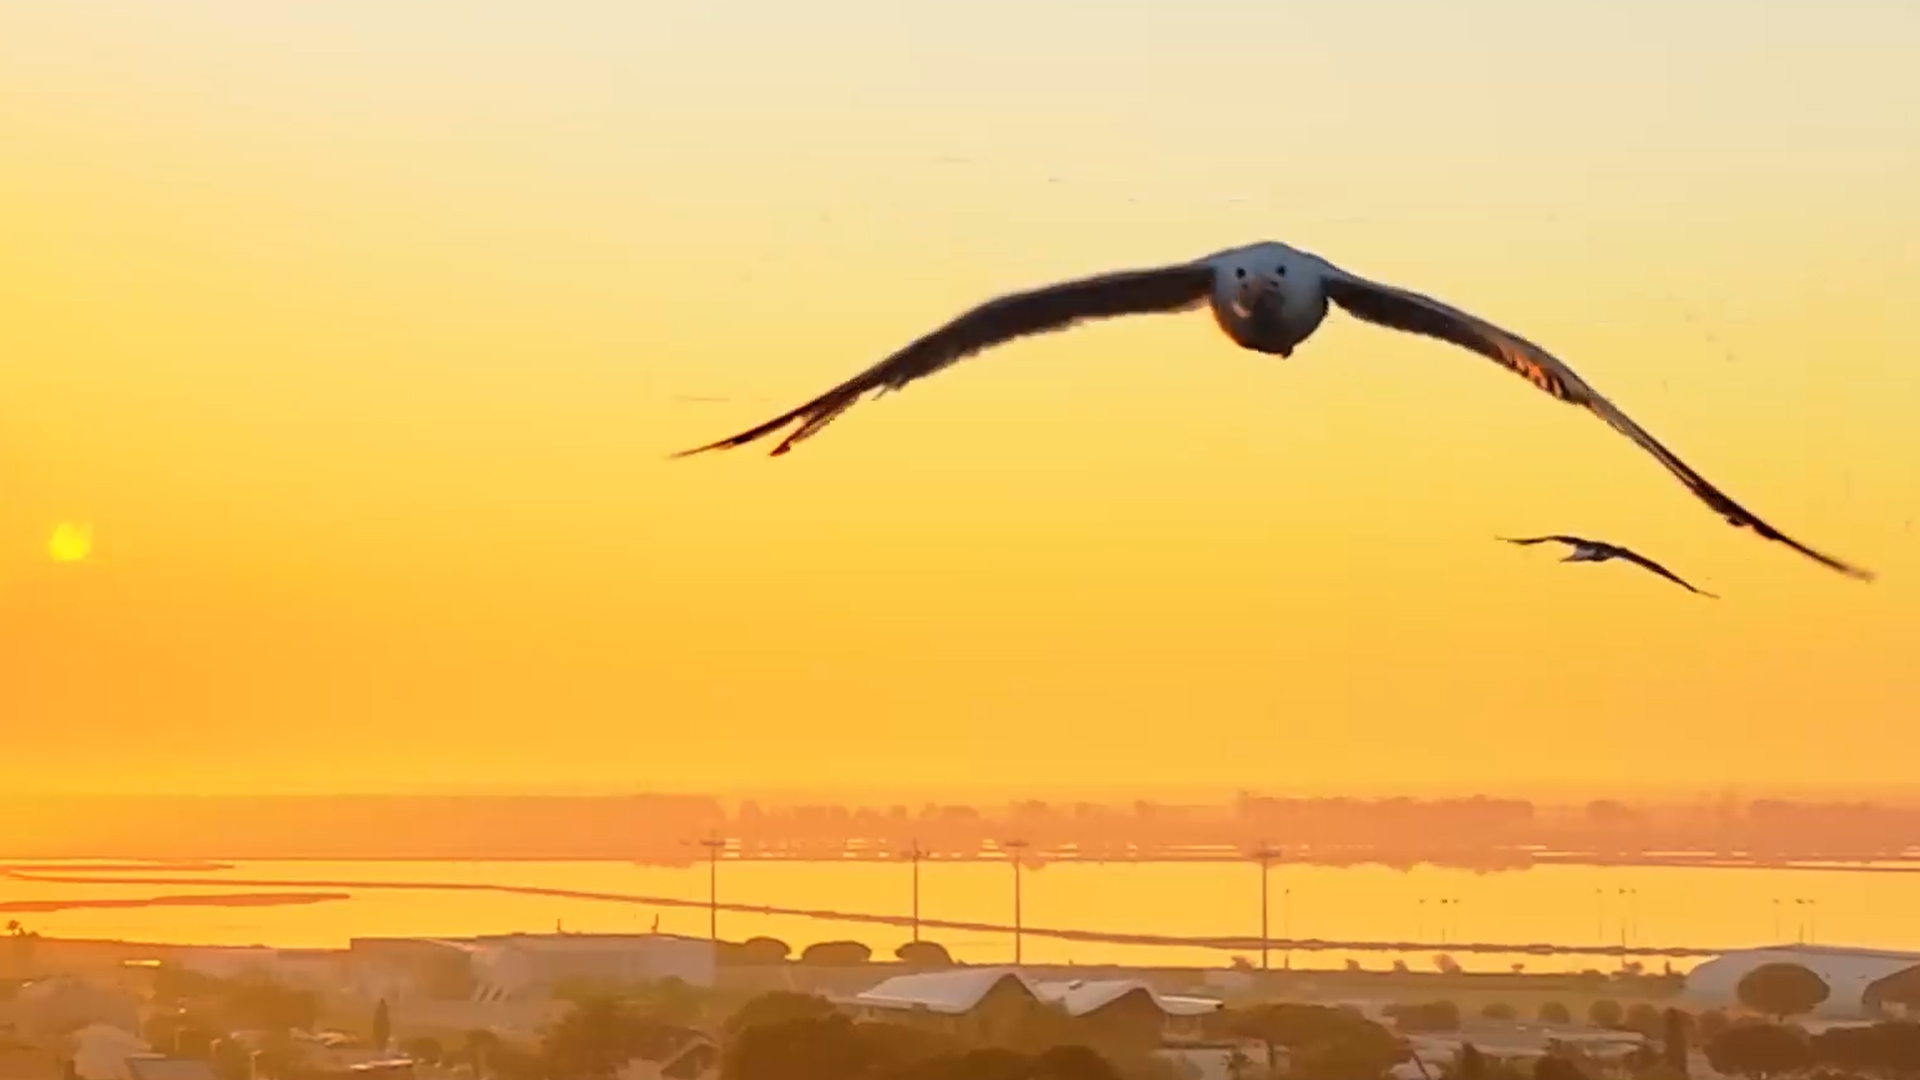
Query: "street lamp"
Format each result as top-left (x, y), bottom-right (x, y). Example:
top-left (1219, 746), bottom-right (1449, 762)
top-left (905, 839), bottom-right (925, 944)
top-left (1251, 840), bottom-right (1280, 972)
top-left (698, 835), bottom-right (726, 942)
top-left (1003, 839), bottom-right (1030, 965)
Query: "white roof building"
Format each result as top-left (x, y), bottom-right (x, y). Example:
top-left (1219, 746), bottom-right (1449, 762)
top-left (847, 969), bottom-right (1222, 1023)
top-left (1682, 944), bottom-right (1920, 1018)
top-left (850, 969), bottom-right (1036, 1015)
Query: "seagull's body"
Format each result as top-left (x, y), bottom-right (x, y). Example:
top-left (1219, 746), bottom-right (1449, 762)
top-left (1498, 534), bottom-right (1718, 598)
top-left (675, 240), bottom-right (1872, 582)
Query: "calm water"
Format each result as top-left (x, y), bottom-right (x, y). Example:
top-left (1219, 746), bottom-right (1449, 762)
top-left (4, 859), bottom-right (1916, 971)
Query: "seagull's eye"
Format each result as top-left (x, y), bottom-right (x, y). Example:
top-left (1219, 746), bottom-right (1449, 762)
top-left (1274, 266), bottom-right (1287, 277)
top-left (1234, 268), bottom-right (1246, 279)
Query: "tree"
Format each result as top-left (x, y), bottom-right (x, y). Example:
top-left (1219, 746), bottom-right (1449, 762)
top-left (724, 991), bottom-right (838, 1041)
top-left (1538, 1002), bottom-right (1572, 1025)
top-left (1532, 1055), bottom-right (1587, 1080)
top-left (400, 1036), bottom-right (444, 1065)
top-left (1810, 1020), bottom-right (1920, 1076)
top-left (631, 977), bottom-right (705, 1027)
top-left (1457, 1043), bottom-right (1486, 1080)
top-left (5, 922), bottom-right (39, 976)
top-left (1033, 1044), bottom-right (1122, 1080)
top-left (799, 940), bottom-right (872, 966)
top-left (720, 1013), bottom-right (953, 1080)
top-left (1587, 1000), bottom-right (1623, 1029)
top-left (1387, 1002), bottom-right (1461, 1033)
top-left (1695, 1010), bottom-right (1729, 1041)
top-left (372, 999), bottom-right (391, 1051)
top-left (207, 1039), bottom-right (251, 1080)
top-left (725, 937), bottom-right (792, 965)
top-left (463, 1029), bottom-right (500, 1080)
top-left (1736, 963), bottom-right (1830, 1021)
top-left (1705, 1024), bottom-right (1811, 1079)
top-left (1661, 1008), bottom-right (1691, 1075)
top-left (1622, 1003), bottom-right (1662, 1037)
top-left (543, 995), bottom-right (688, 1080)
top-left (896, 941), bottom-right (955, 969)
top-left (1218, 1003), bottom-right (1406, 1080)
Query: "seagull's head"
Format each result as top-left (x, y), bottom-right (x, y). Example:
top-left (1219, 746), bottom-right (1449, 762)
top-left (1211, 244), bottom-right (1328, 357)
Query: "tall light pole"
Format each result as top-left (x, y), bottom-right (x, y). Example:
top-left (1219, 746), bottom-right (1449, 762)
top-left (699, 835), bottom-right (725, 943)
top-left (1282, 887), bottom-right (1294, 969)
top-left (1252, 840), bottom-right (1280, 972)
top-left (1003, 839), bottom-right (1029, 965)
top-left (907, 839), bottom-right (924, 943)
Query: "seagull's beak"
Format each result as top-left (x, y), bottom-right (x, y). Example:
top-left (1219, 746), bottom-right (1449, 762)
top-left (1231, 278), bottom-right (1272, 318)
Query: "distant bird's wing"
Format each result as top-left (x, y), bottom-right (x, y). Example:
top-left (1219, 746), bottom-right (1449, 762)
top-left (1319, 264), bottom-right (1872, 582)
top-left (672, 262), bottom-right (1219, 458)
top-left (1496, 535), bottom-right (1590, 548)
top-left (1613, 546), bottom-right (1720, 599)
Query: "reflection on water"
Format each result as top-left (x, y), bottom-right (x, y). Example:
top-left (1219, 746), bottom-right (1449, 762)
top-left (4, 859), bottom-right (1915, 971)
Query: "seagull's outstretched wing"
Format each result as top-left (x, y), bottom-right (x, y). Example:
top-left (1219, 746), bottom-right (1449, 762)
top-left (1613, 546), bottom-right (1720, 599)
top-left (672, 262), bottom-right (1219, 458)
top-left (1497, 535), bottom-right (1589, 548)
top-left (1319, 264), bottom-right (1873, 582)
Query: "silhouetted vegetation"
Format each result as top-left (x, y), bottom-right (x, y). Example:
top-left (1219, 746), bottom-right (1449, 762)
top-left (1621, 1002), bottom-right (1662, 1036)
top-left (723, 991), bottom-right (840, 1040)
top-left (1705, 1022), bottom-right (1812, 1078)
top-left (1737, 963), bottom-right (1832, 1020)
top-left (1587, 999), bottom-right (1623, 1028)
top-left (800, 940), bottom-right (873, 966)
top-left (399, 1035), bottom-right (444, 1065)
top-left (542, 994), bottom-right (698, 1080)
top-left (1214, 1002), bottom-right (1407, 1079)
top-left (1385, 1000), bottom-right (1461, 1032)
top-left (897, 941), bottom-right (955, 969)
top-left (1538, 1002), bottom-right (1572, 1024)
top-left (719, 936), bottom-right (793, 966)
top-left (1662, 1007), bottom-right (1691, 1075)
top-left (1808, 1020), bottom-right (1920, 1075)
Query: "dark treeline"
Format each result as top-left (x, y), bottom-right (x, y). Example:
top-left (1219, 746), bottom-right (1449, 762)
top-left (5, 794), bottom-right (1919, 864)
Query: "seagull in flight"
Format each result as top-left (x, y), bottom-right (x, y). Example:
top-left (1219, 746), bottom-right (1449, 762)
top-left (672, 240), bottom-right (1872, 582)
top-left (1498, 535), bottom-right (1719, 598)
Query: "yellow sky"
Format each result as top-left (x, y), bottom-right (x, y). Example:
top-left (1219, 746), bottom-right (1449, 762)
top-left (2, 0), bottom-right (1917, 799)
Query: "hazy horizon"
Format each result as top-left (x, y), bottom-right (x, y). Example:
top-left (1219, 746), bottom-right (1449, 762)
top-left (9, 783), bottom-right (1920, 805)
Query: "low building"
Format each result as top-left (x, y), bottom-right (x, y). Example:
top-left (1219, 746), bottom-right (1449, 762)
top-left (1, 978), bottom-right (139, 1041)
top-left (344, 940), bottom-right (477, 1002)
top-left (844, 969), bottom-right (1223, 1042)
top-left (465, 934), bottom-right (715, 1000)
top-left (68, 1025), bottom-right (148, 1080)
top-left (1683, 944), bottom-right (1920, 1018)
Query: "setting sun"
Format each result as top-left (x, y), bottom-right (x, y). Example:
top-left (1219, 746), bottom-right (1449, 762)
top-left (47, 522), bottom-right (93, 563)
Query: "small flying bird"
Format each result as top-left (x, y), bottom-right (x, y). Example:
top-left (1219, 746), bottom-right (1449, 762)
top-left (1498, 535), bottom-right (1719, 598)
top-left (672, 240), bottom-right (1872, 582)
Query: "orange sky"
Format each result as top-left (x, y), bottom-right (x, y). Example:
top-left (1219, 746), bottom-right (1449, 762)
top-left (2, 1), bottom-right (1917, 800)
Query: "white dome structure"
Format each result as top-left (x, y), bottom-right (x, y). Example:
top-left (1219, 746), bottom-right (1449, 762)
top-left (1683, 945), bottom-right (1920, 1018)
